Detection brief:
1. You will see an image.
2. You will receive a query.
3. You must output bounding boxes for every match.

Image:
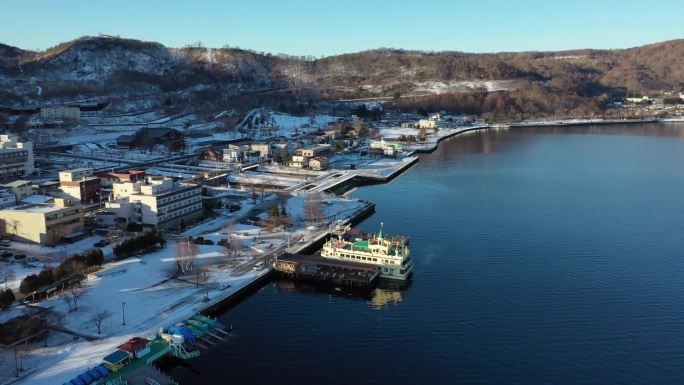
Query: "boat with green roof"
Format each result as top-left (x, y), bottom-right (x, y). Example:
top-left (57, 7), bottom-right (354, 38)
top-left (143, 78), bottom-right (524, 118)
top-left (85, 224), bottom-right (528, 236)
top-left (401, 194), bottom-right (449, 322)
top-left (321, 222), bottom-right (413, 280)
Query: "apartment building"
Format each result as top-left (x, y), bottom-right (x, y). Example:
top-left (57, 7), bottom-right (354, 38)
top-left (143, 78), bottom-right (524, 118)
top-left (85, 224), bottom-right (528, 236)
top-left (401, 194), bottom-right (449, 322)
top-left (107, 176), bottom-right (202, 229)
top-left (0, 197), bottom-right (84, 245)
top-left (59, 168), bottom-right (101, 204)
top-left (0, 135), bottom-right (34, 179)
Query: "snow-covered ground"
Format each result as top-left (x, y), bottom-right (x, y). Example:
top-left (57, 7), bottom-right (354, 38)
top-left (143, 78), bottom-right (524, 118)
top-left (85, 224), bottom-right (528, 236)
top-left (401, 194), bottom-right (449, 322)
top-left (378, 127), bottom-right (420, 139)
top-left (413, 79), bottom-right (525, 93)
top-left (286, 194), bottom-right (367, 226)
top-left (1, 236), bottom-right (109, 292)
top-left (229, 170), bottom-right (310, 188)
top-left (81, 111), bottom-right (162, 126)
top-left (69, 144), bottom-right (167, 162)
top-left (269, 113), bottom-right (337, 136)
top-left (10, 231), bottom-right (267, 385)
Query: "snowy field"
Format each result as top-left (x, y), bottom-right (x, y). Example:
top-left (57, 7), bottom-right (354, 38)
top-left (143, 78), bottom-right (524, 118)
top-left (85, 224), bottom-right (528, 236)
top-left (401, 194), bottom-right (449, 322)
top-left (378, 127), bottom-right (420, 139)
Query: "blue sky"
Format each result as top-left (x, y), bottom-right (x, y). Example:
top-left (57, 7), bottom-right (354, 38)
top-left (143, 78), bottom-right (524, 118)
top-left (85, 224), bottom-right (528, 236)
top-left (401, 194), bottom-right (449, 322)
top-left (1, 0), bottom-right (683, 56)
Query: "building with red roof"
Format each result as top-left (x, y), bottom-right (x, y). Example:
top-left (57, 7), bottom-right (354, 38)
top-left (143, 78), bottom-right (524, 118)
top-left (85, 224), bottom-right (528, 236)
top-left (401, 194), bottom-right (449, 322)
top-left (116, 336), bottom-right (151, 359)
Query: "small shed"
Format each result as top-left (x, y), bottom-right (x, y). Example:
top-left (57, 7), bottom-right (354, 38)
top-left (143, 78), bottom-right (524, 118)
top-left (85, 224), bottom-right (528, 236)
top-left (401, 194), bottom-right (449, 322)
top-left (102, 350), bottom-right (130, 372)
top-left (117, 336), bottom-right (151, 359)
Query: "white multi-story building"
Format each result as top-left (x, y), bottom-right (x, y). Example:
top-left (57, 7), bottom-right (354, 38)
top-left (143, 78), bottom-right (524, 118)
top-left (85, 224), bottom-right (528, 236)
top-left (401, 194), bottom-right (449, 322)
top-left (107, 176), bottom-right (202, 229)
top-left (0, 135), bottom-right (34, 179)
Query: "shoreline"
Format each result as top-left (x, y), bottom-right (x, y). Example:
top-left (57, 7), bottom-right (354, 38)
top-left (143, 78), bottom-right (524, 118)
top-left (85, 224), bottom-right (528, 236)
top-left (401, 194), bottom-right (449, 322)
top-left (501, 117), bottom-right (683, 129)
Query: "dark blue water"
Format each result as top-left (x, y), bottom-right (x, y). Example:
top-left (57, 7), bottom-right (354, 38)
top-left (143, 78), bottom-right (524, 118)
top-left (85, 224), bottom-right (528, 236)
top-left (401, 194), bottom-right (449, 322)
top-left (168, 123), bottom-right (684, 385)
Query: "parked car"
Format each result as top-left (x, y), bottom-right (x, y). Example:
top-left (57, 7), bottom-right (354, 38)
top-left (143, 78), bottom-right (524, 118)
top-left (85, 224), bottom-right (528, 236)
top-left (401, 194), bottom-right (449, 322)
top-left (94, 239), bottom-right (110, 248)
top-left (1, 252), bottom-right (12, 258)
top-left (13, 254), bottom-right (26, 259)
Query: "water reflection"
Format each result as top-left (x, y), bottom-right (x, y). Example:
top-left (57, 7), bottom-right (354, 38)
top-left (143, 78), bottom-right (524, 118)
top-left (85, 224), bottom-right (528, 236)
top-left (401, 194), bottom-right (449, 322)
top-left (369, 288), bottom-right (405, 310)
top-left (274, 277), bottom-right (410, 310)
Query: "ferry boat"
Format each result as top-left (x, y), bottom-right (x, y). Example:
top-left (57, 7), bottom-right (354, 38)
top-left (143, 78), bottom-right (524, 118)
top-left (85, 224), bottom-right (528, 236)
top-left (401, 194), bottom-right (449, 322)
top-left (321, 223), bottom-right (413, 280)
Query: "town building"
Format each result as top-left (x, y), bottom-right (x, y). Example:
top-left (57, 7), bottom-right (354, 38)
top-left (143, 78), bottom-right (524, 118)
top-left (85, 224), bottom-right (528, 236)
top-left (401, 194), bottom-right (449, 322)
top-left (107, 176), bottom-right (202, 229)
top-left (417, 119), bottom-right (436, 129)
top-left (0, 189), bottom-right (16, 208)
top-left (370, 138), bottom-right (401, 157)
top-left (222, 144), bottom-right (243, 163)
top-left (116, 127), bottom-right (184, 150)
top-left (250, 143), bottom-right (270, 158)
top-left (0, 135), bottom-right (34, 179)
top-left (117, 337), bottom-right (151, 359)
top-left (289, 155), bottom-right (309, 168)
top-left (1, 180), bottom-right (33, 201)
top-left (308, 156), bottom-right (329, 171)
top-left (102, 350), bottom-right (130, 373)
top-left (59, 168), bottom-right (101, 205)
top-left (40, 106), bottom-right (81, 120)
top-left (298, 144), bottom-right (331, 158)
top-left (0, 197), bottom-right (84, 245)
top-left (95, 210), bottom-right (119, 231)
top-left (96, 170), bottom-right (145, 188)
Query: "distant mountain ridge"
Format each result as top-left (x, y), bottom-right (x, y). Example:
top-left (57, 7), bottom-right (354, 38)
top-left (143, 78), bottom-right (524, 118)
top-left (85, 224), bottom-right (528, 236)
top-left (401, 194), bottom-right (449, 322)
top-left (1, 35), bottom-right (683, 107)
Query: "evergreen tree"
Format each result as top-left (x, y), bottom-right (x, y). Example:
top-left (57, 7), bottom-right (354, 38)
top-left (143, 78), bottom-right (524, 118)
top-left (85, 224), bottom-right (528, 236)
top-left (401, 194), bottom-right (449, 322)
top-left (0, 289), bottom-right (14, 310)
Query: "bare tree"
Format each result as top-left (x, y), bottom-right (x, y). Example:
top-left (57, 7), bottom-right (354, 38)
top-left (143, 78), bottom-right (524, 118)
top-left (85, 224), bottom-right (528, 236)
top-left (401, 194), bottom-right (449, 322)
top-left (221, 219), bottom-right (243, 258)
top-left (68, 288), bottom-right (83, 311)
top-left (419, 126), bottom-right (428, 141)
top-left (62, 294), bottom-right (73, 312)
top-left (0, 265), bottom-right (15, 289)
top-left (175, 239), bottom-right (198, 274)
top-left (91, 309), bottom-right (110, 334)
top-left (304, 193), bottom-right (325, 226)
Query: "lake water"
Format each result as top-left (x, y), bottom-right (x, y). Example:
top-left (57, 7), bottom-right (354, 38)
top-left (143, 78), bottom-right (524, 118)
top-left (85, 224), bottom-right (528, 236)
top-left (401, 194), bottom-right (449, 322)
top-left (166, 123), bottom-right (684, 385)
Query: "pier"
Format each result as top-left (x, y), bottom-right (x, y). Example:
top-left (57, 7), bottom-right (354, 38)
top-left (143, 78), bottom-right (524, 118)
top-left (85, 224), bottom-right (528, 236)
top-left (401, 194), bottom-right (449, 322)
top-left (275, 253), bottom-right (380, 289)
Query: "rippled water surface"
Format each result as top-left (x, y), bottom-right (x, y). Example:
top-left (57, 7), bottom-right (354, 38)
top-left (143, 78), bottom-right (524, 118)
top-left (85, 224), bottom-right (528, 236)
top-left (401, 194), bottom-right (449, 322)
top-left (167, 123), bottom-right (684, 385)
